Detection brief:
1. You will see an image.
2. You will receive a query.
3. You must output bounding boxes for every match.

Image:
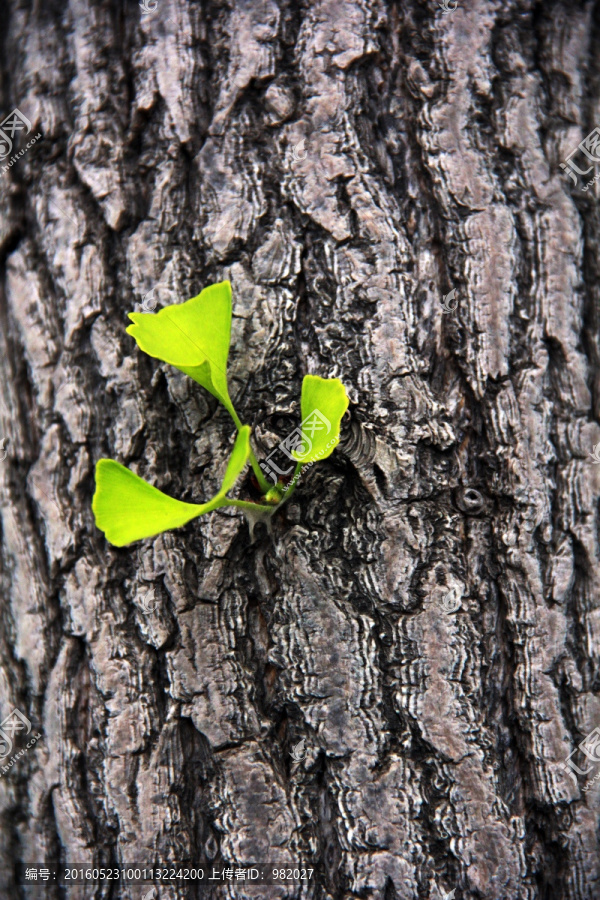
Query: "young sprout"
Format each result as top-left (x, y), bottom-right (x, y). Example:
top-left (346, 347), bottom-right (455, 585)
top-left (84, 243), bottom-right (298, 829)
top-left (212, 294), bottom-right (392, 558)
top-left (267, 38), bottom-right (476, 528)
top-left (92, 280), bottom-right (348, 546)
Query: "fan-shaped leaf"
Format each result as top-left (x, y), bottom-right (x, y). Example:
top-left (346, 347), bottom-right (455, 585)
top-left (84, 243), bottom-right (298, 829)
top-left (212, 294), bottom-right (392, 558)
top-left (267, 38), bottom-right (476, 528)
top-left (126, 280), bottom-right (239, 423)
top-left (292, 375), bottom-right (349, 464)
top-left (93, 427), bottom-right (251, 546)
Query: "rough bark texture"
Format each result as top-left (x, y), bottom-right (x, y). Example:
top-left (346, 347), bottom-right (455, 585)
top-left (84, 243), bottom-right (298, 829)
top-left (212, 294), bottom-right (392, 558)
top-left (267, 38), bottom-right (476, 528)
top-left (0, 0), bottom-right (599, 898)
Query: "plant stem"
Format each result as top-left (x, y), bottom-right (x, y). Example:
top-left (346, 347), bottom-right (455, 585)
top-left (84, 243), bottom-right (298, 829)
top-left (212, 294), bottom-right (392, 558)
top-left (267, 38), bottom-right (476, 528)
top-left (248, 445), bottom-right (272, 494)
top-left (278, 462), bottom-right (303, 504)
top-left (226, 404), bottom-right (272, 494)
top-left (228, 406), bottom-right (243, 431)
top-left (223, 499), bottom-right (273, 513)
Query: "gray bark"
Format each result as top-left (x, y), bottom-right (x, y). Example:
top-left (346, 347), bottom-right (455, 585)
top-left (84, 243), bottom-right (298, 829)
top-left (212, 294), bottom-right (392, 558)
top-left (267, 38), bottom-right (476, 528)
top-left (0, 0), bottom-right (599, 898)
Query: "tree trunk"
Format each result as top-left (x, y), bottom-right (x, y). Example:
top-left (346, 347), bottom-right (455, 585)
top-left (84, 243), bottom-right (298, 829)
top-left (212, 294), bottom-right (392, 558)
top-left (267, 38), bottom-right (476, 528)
top-left (0, 0), bottom-right (599, 898)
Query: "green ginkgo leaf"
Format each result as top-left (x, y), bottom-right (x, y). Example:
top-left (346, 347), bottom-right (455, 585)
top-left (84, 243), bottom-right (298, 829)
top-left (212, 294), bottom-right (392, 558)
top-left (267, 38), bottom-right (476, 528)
top-left (93, 427), bottom-right (251, 546)
top-left (292, 375), bottom-right (349, 464)
top-left (126, 280), bottom-right (240, 425)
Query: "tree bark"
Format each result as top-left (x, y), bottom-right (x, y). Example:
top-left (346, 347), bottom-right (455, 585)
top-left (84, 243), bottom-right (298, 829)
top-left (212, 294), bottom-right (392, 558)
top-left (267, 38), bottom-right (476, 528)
top-left (0, 0), bottom-right (599, 898)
